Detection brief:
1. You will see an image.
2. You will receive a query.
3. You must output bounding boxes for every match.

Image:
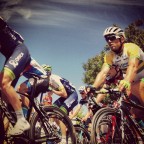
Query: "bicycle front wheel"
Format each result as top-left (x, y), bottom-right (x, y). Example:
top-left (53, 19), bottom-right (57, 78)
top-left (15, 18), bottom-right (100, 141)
top-left (91, 107), bottom-right (137, 144)
top-left (74, 125), bottom-right (90, 144)
top-left (29, 106), bottom-right (77, 144)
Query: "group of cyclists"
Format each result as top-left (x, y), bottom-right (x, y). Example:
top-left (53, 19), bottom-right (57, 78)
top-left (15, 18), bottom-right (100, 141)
top-left (0, 15), bottom-right (144, 142)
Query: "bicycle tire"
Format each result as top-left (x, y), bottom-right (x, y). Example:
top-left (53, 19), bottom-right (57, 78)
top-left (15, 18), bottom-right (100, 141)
top-left (29, 105), bottom-right (77, 144)
top-left (91, 107), bottom-right (137, 144)
top-left (74, 124), bottom-right (90, 144)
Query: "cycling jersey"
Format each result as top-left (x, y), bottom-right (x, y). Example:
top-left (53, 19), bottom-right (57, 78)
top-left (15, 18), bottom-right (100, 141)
top-left (104, 43), bottom-right (144, 81)
top-left (50, 74), bottom-right (76, 95)
top-left (0, 17), bottom-right (24, 58)
top-left (79, 98), bottom-right (88, 106)
top-left (50, 74), bottom-right (78, 114)
top-left (22, 58), bottom-right (48, 95)
top-left (23, 58), bottom-right (47, 78)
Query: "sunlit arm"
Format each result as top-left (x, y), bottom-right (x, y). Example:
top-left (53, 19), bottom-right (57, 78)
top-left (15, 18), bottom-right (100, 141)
top-left (81, 109), bottom-right (92, 122)
top-left (52, 87), bottom-right (67, 98)
top-left (93, 64), bottom-right (110, 89)
top-left (69, 104), bottom-right (82, 119)
top-left (124, 58), bottom-right (139, 83)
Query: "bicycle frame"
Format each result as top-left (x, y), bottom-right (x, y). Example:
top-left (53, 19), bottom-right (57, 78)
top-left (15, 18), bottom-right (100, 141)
top-left (0, 93), bottom-right (16, 126)
top-left (120, 99), bottom-right (144, 141)
top-left (0, 73), bottom-right (56, 143)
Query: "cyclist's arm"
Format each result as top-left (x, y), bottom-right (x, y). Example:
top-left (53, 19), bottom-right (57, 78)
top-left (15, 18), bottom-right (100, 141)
top-left (69, 104), bottom-right (82, 119)
top-left (125, 58), bottom-right (139, 82)
top-left (81, 109), bottom-right (92, 122)
top-left (50, 74), bottom-right (67, 98)
top-left (118, 44), bottom-right (141, 91)
top-left (93, 64), bottom-right (110, 89)
top-left (51, 86), bottom-right (67, 98)
top-left (118, 57), bottom-right (139, 91)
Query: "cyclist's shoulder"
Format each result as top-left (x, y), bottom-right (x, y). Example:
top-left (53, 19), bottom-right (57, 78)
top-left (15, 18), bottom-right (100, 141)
top-left (124, 42), bottom-right (140, 50)
top-left (50, 74), bottom-right (62, 84)
top-left (105, 49), bottom-right (115, 57)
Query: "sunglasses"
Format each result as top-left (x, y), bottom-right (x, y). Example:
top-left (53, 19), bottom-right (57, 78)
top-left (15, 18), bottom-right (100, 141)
top-left (105, 35), bottom-right (120, 42)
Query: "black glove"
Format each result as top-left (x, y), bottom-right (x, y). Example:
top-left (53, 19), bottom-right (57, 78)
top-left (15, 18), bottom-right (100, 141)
top-left (86, 85), bottom-right (97, 95)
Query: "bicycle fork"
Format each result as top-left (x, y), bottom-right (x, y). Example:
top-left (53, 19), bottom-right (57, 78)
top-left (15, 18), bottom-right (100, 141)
top-left (119, 109), bottom-right (125, 143)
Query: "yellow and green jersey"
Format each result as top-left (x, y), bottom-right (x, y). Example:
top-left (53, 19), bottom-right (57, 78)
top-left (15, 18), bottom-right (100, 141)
top-left (104, 43), bottom-right (144, 75)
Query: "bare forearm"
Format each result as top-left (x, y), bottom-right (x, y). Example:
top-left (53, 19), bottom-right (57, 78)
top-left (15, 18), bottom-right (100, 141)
top-left (125, 66), bottom-right (137, 82)
top-left (69, 107), bottom-right (81, 119)
top-left (93, 64), bottom-right (110, 89)
top-left (52, 89), bottom-right (67, 98)
top-left (93, 72), bottom-right (106, 88)
top-left (125, 58), bottom-right (139, 82)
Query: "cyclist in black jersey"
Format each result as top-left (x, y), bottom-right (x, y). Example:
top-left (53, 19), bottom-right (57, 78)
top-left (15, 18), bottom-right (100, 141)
top-left (69, 86), bottom-right (94, 123)
top-left (0, 16), bottom-right (31, 135)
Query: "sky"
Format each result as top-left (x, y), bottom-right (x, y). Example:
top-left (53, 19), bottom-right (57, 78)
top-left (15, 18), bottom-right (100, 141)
top-left (0, 0), bottom-right (144, 102)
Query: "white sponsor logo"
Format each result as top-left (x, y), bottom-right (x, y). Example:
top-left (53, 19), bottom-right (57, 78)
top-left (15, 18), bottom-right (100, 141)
top-left (9, 52), bottom-right (24, 68)
top-left (66, 99), bottom-right (75, 108)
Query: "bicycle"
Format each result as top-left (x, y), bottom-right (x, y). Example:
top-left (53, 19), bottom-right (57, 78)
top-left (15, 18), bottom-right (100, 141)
top-left (72, 117), bottom-right (91, 144)
top-left (90, 88), bottom-right (144, 144)
top-left (0, 72), bottom-right (77, 144)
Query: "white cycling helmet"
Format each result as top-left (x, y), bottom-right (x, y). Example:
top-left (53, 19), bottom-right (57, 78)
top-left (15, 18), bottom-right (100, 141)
top-left (103, 26), bottom-right (125, 38)
top-left (78, 86), bottom-right (86, 93)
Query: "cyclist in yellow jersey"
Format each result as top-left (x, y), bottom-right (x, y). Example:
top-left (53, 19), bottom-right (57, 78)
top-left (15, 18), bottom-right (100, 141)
top-left (93, 26), bottom-right (144, 105)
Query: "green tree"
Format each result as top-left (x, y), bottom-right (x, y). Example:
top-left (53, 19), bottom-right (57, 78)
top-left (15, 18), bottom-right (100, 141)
top-left (82, 51), bottom-right (105, 85)
top-left (125, 19), bottom-right (144, 51)
top-left (82, 19), bottom-right (144, 84)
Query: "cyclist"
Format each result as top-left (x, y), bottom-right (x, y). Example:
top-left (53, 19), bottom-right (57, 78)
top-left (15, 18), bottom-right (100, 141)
top-left (17, 58), bottom-right (48, 110)
top-left (18, 64), bottom-right (78, 143)
top-left (69, 86), bottom-right (91, 120)
top-left (70, 66), bottom-right (122, 122)
top-left (0, 16), bottom-right (31, 135)
top-left (93, 26), bottom-right (144, 105)
top-left (69, 85), bottom-right (101, 132)
top-left (18, 64), bottom-right (78, 115)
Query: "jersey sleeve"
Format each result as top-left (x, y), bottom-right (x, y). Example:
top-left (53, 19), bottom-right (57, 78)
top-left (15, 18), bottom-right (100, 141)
top-left (125, 43), bottom-right (141, 59)
top-left (50, 74), bottom-right (64, 90)
top-left (104, 51), bottom-right (114, 67)
top-left (79, 98), bottom-right (88, 105)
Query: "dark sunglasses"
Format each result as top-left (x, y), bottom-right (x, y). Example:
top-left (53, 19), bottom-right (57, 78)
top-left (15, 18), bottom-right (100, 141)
top-left (105, 35), bottom-right (119, 42)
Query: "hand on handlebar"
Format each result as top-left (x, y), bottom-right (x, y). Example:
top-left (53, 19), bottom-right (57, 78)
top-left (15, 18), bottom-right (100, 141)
top-left (86, 85), bottom-right (97, 95)
top-left (118, 80), bottom-right (131, 96)
top-left (81, 117), bottom-right (87, 122)
top-left (118, 80), bottom-right (131, 91)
